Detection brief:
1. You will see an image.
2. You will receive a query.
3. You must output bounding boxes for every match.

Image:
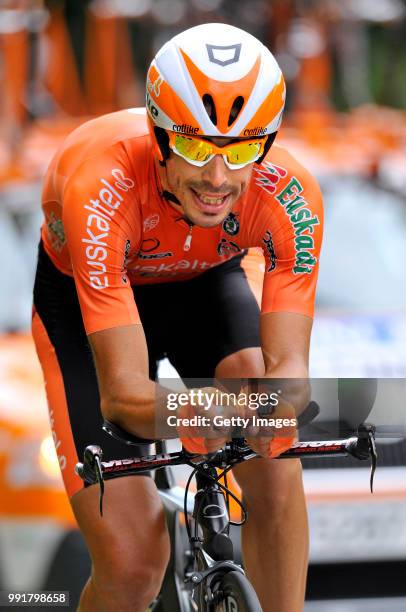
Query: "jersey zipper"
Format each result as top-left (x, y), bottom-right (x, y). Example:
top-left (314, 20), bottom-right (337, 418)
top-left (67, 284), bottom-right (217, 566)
top-left (183, 224), bottom-right (193, 251)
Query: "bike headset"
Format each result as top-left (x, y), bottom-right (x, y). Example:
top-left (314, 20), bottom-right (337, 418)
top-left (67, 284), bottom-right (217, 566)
top-left (145, 23), bottom-right (286, 172)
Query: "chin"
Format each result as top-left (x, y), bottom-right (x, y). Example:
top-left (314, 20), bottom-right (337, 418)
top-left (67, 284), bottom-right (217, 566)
top-left (198, 217), bottom-right (223, 228)
top-left (187, 208), bottom-right (230, 228)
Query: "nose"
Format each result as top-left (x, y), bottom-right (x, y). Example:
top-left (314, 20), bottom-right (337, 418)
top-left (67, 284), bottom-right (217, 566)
top-left (201, 154), bottom-right (229, 190)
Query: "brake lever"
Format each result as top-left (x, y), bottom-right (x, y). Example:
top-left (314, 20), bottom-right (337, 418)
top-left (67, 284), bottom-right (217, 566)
top-left (368, 431), bottom-right (377, 494)
top-left (82, 445), bottom-right (105, 516)
top-left (95, 454), bottom-right (105, 516)
top-left (353, 424), bottom-right (377, 493)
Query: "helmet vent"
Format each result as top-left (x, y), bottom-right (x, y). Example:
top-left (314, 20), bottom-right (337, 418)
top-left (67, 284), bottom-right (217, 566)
top-left (228, 96), bottom-right (244, 127)
top-left (202, 94), bottom-right (217, 126)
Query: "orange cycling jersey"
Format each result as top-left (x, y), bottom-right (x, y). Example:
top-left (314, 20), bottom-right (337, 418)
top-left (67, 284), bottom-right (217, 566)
top-left (41, 109), bottom-right (323, 335)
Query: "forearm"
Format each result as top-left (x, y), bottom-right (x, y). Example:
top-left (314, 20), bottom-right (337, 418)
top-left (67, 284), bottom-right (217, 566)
top-left (259, 311), bottom-right (312, 416)
top-left (101, 381), bottom-right (219, 442)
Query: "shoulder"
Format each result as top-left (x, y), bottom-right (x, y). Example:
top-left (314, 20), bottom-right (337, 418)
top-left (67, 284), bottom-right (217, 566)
top-left (241, 143), bottom-right (324, 274)
top-left (250, 144), bottom-right (323, 211)
top-left (61, 108), bottom-right (150, 152)
top-left (47, 109), bottom-right (153, 198)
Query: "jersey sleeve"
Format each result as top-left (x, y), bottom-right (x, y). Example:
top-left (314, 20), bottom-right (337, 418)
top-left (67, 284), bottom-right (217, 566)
top-left (257, 168), bottom-right (324, 318)
top-left (62, 155), bottom-right (142, 335)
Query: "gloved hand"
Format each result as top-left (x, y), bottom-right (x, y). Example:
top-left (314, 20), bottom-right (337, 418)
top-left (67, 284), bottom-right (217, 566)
top-left (244, 394), bottom-right (297, 459)
top-left (176, 387), bottom-right (230, 455)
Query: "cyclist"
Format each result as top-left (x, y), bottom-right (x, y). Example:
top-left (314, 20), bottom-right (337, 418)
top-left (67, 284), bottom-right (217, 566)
top-left (32, 23), bottom-right (323, 612)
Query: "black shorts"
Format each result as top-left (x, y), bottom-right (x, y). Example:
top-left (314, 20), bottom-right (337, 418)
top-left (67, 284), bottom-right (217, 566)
top-left (32, 241), bottom-right (261, 497)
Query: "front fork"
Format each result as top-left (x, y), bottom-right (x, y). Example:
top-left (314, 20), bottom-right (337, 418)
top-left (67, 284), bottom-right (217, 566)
top-left (193, 467), bottom-right (234, 563)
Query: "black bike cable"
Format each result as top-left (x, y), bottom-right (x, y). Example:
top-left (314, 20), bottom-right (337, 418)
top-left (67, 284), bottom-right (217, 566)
top-left (184, 466), bottom-right (198, 543)
top-left (192, 463), bottom-right (248, 526)
top-left (222, 471), bottom-right (230, 520)
top-left (214, 465), bottom-right (247, 527)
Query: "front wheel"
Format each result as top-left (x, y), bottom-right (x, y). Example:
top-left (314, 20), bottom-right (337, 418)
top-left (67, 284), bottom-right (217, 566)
top-left (212, 570), bottom-right (262, 612)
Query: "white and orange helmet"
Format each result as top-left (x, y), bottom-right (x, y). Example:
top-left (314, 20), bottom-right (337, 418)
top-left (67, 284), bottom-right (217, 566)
top-left (146, 23), bottom-right (285, 161)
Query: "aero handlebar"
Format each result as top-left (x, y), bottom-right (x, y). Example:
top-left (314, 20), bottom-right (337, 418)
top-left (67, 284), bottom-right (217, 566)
top-left (75, 422), bottom-right (377, 516)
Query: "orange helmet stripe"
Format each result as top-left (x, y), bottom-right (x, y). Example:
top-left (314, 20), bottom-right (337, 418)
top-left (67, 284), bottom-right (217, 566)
top-left (241, 74), bottom-right (285, 136)
top-left (147, 64), bottom-right (203, 132)
top-left (180, 49), bottom-right (261, 135)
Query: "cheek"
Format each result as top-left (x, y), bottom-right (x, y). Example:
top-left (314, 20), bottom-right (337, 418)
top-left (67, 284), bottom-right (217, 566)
top-left (175, 176), bottom-right (191, 196)
top-left (238, 167), bottom-right (253, 191)
top-left (166, 172), bottom-right (184, 196)
top-left (166, 161), bottom-right (193, 193)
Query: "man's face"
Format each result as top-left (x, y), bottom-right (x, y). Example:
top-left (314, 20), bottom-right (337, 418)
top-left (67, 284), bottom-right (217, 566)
top-left (161, 137), bottom-right (256, 228)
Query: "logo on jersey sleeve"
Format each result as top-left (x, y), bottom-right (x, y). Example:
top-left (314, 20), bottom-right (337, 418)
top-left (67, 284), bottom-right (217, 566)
top-left (254, 161), bottom-right (287, 195)
top-left (122, 239), bottom-right (131, 269)
top-left (206, 43), bottom-right (241, 66)
top-left (81, 168), bottom-right (135, 290)
top-left (121, 239), bottom-right (131, 284)
top-left (46, 212), bottom-right (66, 252)
top-left (262, 230), bottom-right (276, 272)
top-left (276, 177), bottom-right (320, 275)
top-left (222, 212), bottom-right (240, 236)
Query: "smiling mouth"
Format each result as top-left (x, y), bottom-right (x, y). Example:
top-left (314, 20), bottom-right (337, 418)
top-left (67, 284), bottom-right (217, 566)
top-left (190, 189), bottom-right (231, 214)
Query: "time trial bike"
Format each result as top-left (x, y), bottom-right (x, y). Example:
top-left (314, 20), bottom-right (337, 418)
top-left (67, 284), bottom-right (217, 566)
top-left (76, 403), bottom-right (377, 611)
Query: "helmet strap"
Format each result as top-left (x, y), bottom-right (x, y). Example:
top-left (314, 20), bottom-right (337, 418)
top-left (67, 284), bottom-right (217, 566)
top-left (154, 149), bottom-right (182, 206)
top-left (154, 126), bottom-right (171, 163)
top-left (256, 132), bottom-right (277, 164)
top-left (161, 189), bottom-right (181, 205)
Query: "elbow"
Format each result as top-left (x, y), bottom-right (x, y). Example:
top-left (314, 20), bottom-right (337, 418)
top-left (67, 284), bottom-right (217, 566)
top-left (98, 376), bottom-right (153, 440)
top-left (99, 373), bottom-right (147, 422)
top-left (100, 397), bottom-right (119, 422)
top-left (99, 385), bottom-right (130, 422)
top-left (264, 356), bottom-right (309, 378)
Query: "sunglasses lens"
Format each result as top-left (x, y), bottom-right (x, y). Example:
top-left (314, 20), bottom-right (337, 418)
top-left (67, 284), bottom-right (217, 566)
top-left (174, 135), bottom-right (212, 162)
top-left (171, 134), bottom-right (264, 167)
top-left (226, 141), bottom-right (263, 164)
